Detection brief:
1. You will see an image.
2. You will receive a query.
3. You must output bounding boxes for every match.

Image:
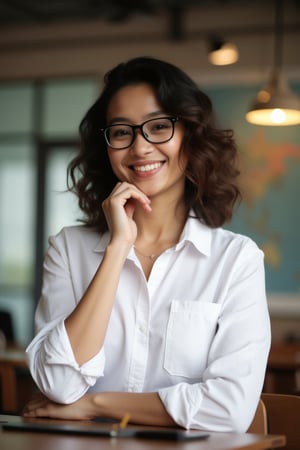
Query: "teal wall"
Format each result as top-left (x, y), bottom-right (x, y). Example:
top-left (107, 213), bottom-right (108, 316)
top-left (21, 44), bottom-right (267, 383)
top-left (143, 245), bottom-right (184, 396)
top-left (206, 83), bottom-right (300, 294)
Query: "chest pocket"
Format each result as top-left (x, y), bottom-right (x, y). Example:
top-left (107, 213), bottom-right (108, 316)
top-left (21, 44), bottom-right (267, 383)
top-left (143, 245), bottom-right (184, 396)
top-left (164, 300), bottom-right (221, 378)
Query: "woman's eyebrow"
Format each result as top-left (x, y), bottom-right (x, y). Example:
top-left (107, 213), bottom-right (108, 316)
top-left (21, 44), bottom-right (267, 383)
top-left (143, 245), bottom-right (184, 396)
top-left (108, 111), bottom-right (166, 125)
top-left (108, 116), bottom-right (128, 125)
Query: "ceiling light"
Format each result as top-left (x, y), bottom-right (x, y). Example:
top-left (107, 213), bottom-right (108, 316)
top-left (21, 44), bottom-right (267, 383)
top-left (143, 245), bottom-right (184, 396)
top-left (246, 0), bottom-right (300, 126)
top-left (208, 36), bottom-right (239, 66)
top-left (246, 72), bottom-right (300, 125)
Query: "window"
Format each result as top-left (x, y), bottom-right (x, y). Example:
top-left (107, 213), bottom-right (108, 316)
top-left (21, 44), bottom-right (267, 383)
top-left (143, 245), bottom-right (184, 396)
top-left (0, 78), bottom-right (99, 346)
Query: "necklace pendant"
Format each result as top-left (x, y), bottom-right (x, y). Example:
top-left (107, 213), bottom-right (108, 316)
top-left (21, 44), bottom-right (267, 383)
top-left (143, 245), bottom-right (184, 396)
top-left (134, 246), bottom-right (158, 260)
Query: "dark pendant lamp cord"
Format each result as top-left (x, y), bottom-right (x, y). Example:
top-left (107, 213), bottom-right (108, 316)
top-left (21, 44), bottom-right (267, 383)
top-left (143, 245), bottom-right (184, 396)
top-left (274, 0), bottom-right (283, 72)
top-left (246, 0), bottom-right (300, 126)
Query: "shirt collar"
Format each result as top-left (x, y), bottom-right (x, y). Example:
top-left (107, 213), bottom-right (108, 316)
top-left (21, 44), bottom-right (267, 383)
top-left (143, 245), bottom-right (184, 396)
top-left (176, 213), bottom-right (212, 257)
top-left (94, 231), bottom-right (110, 253)
top-left (94, 213), bottom-right (212, 257)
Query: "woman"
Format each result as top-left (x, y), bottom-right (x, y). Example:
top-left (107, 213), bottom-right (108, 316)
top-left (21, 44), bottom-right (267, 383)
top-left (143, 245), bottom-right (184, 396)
top-left (25, 57), bottom-right (270, 432)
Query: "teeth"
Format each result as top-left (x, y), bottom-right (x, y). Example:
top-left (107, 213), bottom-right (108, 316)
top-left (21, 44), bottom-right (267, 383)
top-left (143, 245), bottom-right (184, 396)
top-left (133, 162), bottom-right (163, 172)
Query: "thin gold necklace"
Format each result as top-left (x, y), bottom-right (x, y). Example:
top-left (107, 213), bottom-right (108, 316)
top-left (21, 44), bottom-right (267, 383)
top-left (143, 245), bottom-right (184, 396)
top-left (134, 246), bottom-right (158, 260)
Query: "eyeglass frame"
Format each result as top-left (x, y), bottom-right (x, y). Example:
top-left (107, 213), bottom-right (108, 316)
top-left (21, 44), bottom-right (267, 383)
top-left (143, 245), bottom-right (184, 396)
top-left (100, 116), bottom-right (179, 150)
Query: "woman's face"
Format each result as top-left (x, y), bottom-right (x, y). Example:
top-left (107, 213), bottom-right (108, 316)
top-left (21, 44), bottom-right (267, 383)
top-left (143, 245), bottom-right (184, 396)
top-left (105, 83), bottom-right (187, 201)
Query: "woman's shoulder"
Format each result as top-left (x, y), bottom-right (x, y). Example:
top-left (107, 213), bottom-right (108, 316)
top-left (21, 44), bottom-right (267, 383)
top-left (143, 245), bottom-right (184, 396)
top-left (212, 226), bottom-right (263, 256)
top-left (190, 216), bottom-right (258, 248)
top-left (49, 224), bottom-right (103, 249)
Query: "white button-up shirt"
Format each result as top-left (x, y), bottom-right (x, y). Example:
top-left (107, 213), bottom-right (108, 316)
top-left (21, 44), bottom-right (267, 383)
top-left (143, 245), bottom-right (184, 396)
top-left (26, 216), bottom-right (271, 432)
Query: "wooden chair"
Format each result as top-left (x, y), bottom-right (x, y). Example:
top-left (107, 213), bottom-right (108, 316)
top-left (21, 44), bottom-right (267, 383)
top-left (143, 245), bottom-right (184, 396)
top-left (0, 311), bottom-right (15, 345)
top-left (247, 398), bottom-right (268, 434)
top-left (261, 393), bottom-right (300, 450)
top-left (265, 343), bottom-right (300, 394)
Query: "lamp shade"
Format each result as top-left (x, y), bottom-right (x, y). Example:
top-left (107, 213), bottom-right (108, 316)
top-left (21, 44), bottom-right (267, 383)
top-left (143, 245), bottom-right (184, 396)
top-left (246, 71), bottom-right (300, 126)
top-left (208, 37), bottom-right (239, 66)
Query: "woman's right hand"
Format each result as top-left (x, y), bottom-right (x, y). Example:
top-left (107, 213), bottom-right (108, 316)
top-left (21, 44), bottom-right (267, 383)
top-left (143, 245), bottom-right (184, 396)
top-left (102, 182), bottom-right (151, 246)
top-left (23, 392), bottom-right (97, 421)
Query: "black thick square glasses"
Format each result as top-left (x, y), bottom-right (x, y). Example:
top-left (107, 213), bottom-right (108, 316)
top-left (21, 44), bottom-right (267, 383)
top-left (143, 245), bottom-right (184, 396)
top-left (101, 116), bottom-right (179, 150)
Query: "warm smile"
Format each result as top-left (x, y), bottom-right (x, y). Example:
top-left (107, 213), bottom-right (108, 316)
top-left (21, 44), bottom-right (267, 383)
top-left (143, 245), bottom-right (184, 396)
top-left (130, 161), bottom-right (165, 174)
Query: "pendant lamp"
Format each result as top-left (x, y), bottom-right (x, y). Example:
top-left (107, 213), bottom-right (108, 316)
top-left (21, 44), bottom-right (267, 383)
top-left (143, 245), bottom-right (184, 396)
top-left (246, 0), bottom-right (300, 126)
top-left (208, 36), bottom-right (239, 66)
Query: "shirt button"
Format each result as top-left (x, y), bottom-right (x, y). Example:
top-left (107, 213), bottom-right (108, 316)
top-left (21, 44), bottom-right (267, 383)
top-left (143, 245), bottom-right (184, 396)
top-left (138, 325), bottom-right (147, 334)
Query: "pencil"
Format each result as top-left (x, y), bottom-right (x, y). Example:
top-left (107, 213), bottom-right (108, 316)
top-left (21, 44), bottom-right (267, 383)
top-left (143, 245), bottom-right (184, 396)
top-left (112, 412), bottom-right (131, 430)
top-left (119, 413), bottom-right (131, 429)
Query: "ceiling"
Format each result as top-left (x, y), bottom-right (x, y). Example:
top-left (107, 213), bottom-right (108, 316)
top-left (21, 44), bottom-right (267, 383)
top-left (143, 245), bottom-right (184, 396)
top-left (1, 0), bottom-right (195, 26)
top-left (1, 0), bottom-right (299, 28)
top-left (0, 0), bottom-right (299, 81)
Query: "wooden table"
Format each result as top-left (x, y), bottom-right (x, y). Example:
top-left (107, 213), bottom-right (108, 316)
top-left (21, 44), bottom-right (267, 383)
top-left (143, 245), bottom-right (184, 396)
top-left (0, 415), bottom-right (286, 450)
top-left (265, 343), bottom-right (300, 394)
top-left (0, 349), bottom-right (30, 412)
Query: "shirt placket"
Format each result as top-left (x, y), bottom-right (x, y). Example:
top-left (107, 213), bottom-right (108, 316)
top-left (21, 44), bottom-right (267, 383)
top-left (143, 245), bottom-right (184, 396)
top-left (127, 274), bottom-right (150, 393)
top-left (127, 251), bottom-right (174, 393)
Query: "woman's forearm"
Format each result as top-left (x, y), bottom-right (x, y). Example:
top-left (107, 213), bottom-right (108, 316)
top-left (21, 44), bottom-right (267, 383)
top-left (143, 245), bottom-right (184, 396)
top-left (23, 391), bottom-right (176, 427)
top-left (65, 242), bottom-right (130, 366)
top-left (94, 392), bottom-right (176, 427)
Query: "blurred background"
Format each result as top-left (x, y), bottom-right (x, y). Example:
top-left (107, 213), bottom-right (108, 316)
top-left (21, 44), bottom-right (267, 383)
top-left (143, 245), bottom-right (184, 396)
top-left (0, 0), bottom-right (299, 412)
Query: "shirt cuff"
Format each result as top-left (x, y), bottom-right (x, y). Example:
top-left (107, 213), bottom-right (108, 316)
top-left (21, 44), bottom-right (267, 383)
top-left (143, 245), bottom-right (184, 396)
top-left (158, 383), bottom-right (203, 429)
top-left (44, 320), bottom-right (105, 382)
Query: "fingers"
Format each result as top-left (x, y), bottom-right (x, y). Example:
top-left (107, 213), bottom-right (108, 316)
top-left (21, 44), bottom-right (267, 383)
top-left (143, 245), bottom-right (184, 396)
top-left (22, 393), bottom-right (53, 418)
top-left (23, 394), bottom-right (94, 421)
top-left (23, 398), bottom-right (63, 419)
top-left (102, 182), bottom-right (151, 244)
top-left (23, 406), bottom-right (49, 418)
top-left (23, 393), bottom-right (46, 413)
top-left (104, 182), bottom-right (151, 213)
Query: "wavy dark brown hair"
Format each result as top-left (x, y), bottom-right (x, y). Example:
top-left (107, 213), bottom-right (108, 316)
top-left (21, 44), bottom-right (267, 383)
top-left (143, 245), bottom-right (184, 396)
top-left (68, 56), bottom-right (241, 232)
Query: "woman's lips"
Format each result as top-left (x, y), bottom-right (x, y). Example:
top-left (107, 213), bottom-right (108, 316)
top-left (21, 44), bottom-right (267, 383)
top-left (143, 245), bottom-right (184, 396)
top-left (131, 161), bottom-right (165, 173)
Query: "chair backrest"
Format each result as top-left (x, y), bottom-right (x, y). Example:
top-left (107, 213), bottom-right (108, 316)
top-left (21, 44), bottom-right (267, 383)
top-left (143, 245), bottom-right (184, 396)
top-left (247, 399), bottom-right (268, 434)
top-left (0, 311), bottom-right (15, 342)
top-left (261, 393), bottom-right (300, 450)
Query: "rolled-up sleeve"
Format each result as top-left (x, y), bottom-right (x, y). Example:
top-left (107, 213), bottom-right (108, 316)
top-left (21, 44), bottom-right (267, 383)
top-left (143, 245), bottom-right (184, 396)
top-left (26, 320), bottom-right (105, 403)
top-left (159, 242), bottom-right (271, 432)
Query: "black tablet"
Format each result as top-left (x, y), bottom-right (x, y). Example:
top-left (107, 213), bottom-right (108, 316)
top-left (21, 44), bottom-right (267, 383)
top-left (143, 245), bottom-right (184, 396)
top-left (2, 422), bottom-right (209, 441)
top-left (134, 429), bottom-right (210, 441)
top-left (2, 421), bottom-right (135, 437)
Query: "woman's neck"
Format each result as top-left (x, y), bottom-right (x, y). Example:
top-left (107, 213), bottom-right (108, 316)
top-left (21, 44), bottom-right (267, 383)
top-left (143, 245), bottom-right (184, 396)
top-left (134, 197), bottom-right (187, 245)
top-left (133, 197), bottom-right (187, 280)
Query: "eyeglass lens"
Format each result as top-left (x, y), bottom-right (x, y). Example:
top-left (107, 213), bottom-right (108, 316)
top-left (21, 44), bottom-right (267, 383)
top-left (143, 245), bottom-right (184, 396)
top-left (105, 117), bottom-right (176, 149)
